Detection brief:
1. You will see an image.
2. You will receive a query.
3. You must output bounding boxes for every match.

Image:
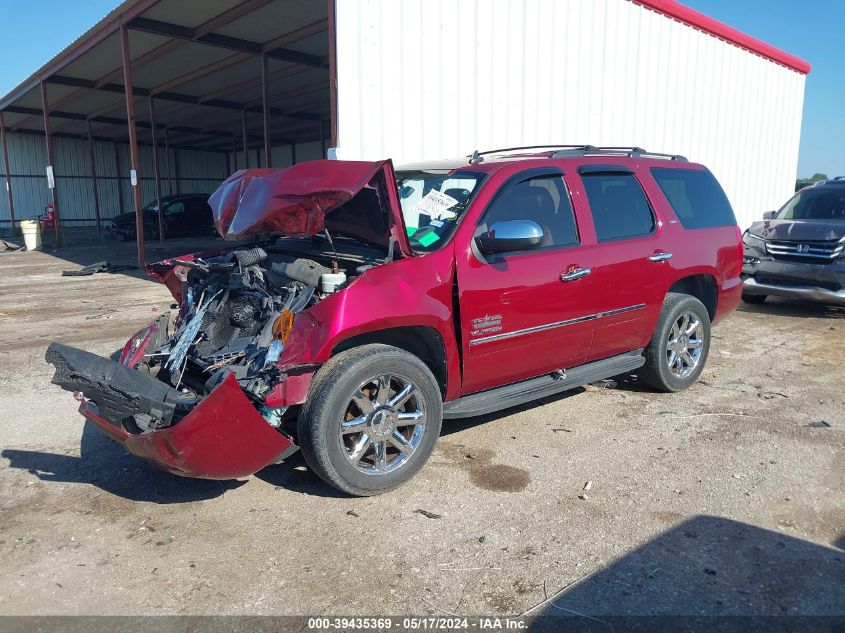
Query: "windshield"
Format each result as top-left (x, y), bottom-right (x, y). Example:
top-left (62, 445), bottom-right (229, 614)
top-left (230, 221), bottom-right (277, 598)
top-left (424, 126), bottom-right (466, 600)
top-left (395, 169), bottom-right (487, 251)
top-left (776, 187), bottom-right (845, 221)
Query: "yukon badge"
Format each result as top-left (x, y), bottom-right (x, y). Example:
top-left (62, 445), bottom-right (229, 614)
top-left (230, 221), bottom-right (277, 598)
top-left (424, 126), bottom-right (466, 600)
top-left (471, 314), bottom-right (503, 337)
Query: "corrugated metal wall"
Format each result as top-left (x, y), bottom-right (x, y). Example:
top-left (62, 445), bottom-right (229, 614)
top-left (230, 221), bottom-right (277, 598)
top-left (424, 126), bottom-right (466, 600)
top-left (0, 133), bottom-right (229, 226)
top-left (335, 0), bottom-right (806, 228)
top-left (231, 141), bottom-right (326, 172)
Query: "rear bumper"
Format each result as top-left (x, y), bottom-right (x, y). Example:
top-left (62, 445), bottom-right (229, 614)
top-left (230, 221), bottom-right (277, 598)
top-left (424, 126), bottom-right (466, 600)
top-left (715, 276), bottom-right (743, 324)
top-left (109, 224), bottom-right (134, 238)
top-left (47, 343), bottom-right (296, 479)
top-left (742, 277), bottom-right (845, 305)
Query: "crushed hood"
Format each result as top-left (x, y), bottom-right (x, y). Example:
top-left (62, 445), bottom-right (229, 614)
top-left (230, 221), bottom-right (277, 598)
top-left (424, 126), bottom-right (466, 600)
top-left (208, 159), bottom-right (412, 257)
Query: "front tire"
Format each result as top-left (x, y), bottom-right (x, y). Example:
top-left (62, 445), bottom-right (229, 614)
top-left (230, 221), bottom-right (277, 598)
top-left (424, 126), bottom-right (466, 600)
top-left (637, 293), bottom-right (711, 392)
top-left (297, 344), bottom-right (443, 496)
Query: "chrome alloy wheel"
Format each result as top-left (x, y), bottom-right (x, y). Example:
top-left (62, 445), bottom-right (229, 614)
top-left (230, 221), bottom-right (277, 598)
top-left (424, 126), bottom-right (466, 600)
top-left (340, 374), bottom-right (427, 475)
top-left (665, 311), bottom-right (704, 379)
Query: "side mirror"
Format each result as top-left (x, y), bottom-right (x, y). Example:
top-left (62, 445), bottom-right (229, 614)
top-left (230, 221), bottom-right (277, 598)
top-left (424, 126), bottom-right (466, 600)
top-left (476, 220), bottom-right (544, 255)
top-left (762, 210), bottom-right (776, 220)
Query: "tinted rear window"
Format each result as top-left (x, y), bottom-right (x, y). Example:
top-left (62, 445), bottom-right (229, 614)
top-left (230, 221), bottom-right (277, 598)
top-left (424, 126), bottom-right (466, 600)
top-left (651, 168), bottom-right (736, 229)
top-left (581, 173), bottom-right (655, 242)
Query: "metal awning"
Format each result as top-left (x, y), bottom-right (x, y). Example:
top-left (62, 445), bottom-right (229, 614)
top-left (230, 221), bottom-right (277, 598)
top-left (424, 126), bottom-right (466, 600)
top-left (0, 0), bottom-right (336, 266)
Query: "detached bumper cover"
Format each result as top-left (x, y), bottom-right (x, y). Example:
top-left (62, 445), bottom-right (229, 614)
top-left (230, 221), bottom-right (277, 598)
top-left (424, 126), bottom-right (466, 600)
top-left (46, 343), bottom-right (295, 479)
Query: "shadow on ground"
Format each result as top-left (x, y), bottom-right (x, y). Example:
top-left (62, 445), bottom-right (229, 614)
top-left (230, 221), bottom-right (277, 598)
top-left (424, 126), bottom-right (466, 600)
top-left (528, 515), bottom-right (845, 632)
top-left (1, 422), bottom-right (246, 504)
top-left (738, 297), bottom-right (845, 319)
top-left (2, 417), bottom-right (347, 502)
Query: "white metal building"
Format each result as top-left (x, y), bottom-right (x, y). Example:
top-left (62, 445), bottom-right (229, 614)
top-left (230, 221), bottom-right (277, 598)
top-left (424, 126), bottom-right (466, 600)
top-left (0, 0), bottom-right (809, 251)
top-left (336, 0), bottom-right (809, 229)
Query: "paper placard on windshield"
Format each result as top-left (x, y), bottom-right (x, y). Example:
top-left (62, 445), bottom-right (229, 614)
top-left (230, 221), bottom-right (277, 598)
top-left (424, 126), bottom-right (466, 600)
top-left (415, 190), bottom-right (459, 220)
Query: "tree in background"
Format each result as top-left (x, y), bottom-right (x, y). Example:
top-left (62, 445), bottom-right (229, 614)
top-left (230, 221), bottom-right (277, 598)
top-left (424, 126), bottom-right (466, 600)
top-left (796, 173), bottom-right (829, 191)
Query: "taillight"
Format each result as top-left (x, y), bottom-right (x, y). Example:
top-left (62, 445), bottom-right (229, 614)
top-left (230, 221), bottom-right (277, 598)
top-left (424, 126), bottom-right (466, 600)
top-left (734, 226), bottom-right (744, 277)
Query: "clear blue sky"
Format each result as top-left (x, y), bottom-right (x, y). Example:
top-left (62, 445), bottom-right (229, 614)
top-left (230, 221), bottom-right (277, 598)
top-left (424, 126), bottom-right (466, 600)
top-left (0, 0), bottom-right (840, 178)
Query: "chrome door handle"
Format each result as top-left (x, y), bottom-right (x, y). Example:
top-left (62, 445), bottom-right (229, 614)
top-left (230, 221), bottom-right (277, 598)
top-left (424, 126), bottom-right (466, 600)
top-left (560, 267), bottom-right (592, 282)
top-left (648, 252), bottom-right (673, 262)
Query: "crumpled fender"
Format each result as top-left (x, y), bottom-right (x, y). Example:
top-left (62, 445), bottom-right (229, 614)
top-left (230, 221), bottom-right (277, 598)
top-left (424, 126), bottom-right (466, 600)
top-left (80, 373), bottom-right (295, 479)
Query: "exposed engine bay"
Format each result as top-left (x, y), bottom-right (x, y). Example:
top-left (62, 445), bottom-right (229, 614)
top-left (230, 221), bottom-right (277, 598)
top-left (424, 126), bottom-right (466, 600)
top-left (46, 236), bottom-right (386, 436)
top-left (141, 238), bottom-right (384, 422)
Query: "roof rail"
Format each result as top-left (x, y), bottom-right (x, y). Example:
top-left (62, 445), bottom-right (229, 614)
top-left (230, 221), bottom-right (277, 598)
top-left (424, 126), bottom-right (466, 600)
top-left (467, 145), bottom-right (590, 162)
top-left (550, 146), bottom-right (687, 161)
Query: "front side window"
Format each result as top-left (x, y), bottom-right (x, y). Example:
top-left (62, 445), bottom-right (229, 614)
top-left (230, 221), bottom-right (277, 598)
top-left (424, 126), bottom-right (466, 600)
top-left (396, 169), bottom-right (487, 252)
top-left (651, 167), bottom-right (736, 229)
top-left (582, 172), bottom-right (655, 241)
top-left (775, 187), bottom-right (845, 221)
top-left (481, 173), bottom-right (579, 248)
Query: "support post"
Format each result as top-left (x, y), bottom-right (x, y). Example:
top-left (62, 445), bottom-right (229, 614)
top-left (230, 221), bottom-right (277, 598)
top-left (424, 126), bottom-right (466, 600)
top-left (328, 0), bottom-right (338, 148)
top-left (120, 25), bottom-right (145, 268)
top-left (40, 80), bottom-right (62, 245)
top-left (0, 111), bottom-right (16, 231)
top-left (114, 141), bottom-right (124, 214)
top-left (148, 96), bottom-right (164, 243)
top-left (173, 149), bottom-right (180, 193)
top-left (86, 120), bottom-right (101, 231)
top-left (164, 127), bottom-right (173, 194)
top-left (242, 110), bottom-right (249, 169)
top-left (291, 143), bottom-right (297, 165)
top-left (261, 54), bottom-right (272, 167)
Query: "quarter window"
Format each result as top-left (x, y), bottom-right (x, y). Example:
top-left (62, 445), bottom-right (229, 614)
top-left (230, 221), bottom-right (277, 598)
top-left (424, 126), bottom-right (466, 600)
top-left (581, 173), bottom-right (655, 241)
top-left (482, 174), bottom-right (579, 248)
top-left (650, 167), bottom-right (736, 229)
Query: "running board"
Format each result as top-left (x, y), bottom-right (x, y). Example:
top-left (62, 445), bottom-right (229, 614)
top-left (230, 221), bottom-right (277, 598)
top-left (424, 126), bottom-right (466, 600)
top-left (442, 349), bottom-right (645, 419)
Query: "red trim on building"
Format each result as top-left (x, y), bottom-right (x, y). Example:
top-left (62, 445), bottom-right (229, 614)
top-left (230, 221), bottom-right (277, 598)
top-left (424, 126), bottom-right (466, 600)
top-left (633, 0), bottom-right (811, 74)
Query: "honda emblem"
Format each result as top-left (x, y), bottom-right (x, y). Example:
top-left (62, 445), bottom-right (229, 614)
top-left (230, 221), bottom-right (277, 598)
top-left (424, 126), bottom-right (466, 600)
top-left (797, 244), bottom-right (810, 254)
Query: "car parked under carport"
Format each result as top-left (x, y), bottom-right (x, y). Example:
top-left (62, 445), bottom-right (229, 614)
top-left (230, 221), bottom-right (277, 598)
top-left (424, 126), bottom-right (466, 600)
top-left (110, 193), bottom-right (215, 241)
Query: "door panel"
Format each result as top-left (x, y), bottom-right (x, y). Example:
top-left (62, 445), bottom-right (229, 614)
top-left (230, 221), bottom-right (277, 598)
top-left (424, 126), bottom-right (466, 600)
top-left (573, 168), bottom-right (674, 362)
top-left (457, 170), bottom-right (596, 395)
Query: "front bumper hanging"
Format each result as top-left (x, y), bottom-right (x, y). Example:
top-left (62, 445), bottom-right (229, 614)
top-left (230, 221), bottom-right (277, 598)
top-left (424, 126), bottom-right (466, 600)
top-left (46, 343), bottom-right (296, 479)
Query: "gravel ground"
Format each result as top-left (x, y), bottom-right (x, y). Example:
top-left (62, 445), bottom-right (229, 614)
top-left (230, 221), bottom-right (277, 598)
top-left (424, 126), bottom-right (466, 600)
top-left (0, 240), bottom-right (843, 617)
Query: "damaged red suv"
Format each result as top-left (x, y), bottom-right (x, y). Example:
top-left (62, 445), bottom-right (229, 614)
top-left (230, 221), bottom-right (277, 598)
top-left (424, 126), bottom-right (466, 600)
top-left (47, 146), bottom-right (743, 496)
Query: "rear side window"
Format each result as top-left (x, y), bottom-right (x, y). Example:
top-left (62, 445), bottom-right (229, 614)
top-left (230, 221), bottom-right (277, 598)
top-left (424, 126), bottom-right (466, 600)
top-left (651, 168), bottom-right (736, 229)
top-left (581, 172), bottom-right (655, 241)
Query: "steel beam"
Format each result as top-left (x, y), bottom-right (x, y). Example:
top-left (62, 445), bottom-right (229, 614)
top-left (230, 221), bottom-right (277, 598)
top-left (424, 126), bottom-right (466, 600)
top-left (86, 120), bottom-right (101, 231)
top-left (163, 127), bottom-right (173, 195)
top-left (328, 0), bottom-right (338, 147)
top-left (242, 110), bottom-right (249, 169)
top-left (261, 54), bottom-right (272, 167)
top-left (128, 17), bottom-right (328, 68)
top-left (121, 26), bottom-right (145, 268)
top-left (0, 112), bottom-right (16, 230)
top-left (113, 141), bottom-right (125, 214)
top-left (149, 97), bottom-right (165, 243)
top-left (40, 81), bottom-right (62, 245)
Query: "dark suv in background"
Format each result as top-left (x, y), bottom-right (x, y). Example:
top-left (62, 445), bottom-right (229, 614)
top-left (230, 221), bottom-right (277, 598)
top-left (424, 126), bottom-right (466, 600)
top-left (110, 193), bottom-right (214, 241)
top-left (742, 177), bottom-right (845, 305)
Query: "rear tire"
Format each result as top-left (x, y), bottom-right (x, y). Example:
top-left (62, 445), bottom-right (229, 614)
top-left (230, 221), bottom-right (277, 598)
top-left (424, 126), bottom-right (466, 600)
top-left (637, 293), bottom-right (711, 392)
top-left (297, 344), bottom-right (443, 496)
top-left (742, 292), bottom-right (767, 304)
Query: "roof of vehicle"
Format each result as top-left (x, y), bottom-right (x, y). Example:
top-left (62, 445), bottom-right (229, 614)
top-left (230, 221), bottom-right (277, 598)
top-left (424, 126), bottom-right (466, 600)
top-left (816, 177), bottom-right (845, 187)
top-left (396, 145), bottom-right (700, 175)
